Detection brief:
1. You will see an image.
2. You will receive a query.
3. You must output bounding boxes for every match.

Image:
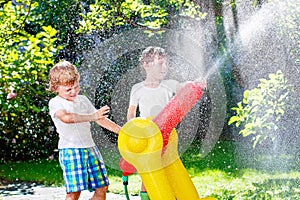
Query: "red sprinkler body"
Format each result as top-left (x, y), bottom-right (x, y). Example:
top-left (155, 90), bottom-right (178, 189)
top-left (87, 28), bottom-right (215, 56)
top-left (120, 158), bottom-right (136, 176)
top-left (152, 82), bottom-right (203, 150)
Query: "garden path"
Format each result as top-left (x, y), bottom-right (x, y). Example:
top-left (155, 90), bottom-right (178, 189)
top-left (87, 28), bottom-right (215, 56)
top-left (0, 183), bottom-right (139, 200)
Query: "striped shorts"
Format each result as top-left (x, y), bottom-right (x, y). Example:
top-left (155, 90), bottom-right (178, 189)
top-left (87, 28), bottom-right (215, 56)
top-left (59, 146), bottom-right (109, 193)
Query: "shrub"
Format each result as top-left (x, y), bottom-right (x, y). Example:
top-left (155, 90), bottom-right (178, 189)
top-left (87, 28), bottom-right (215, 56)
top-left (228, 70), bottom-right (293, 147)
top-left (0, 0), bottom-right (62, 162)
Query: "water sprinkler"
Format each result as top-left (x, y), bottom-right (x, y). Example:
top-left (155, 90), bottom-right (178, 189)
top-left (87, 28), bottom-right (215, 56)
top-left (118, 81), bottom-right (215, 200)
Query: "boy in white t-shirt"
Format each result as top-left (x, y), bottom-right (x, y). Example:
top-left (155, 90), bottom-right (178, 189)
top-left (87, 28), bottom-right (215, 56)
top-left (48, 60), bottom-right (120, 200)
top-left (127, 46), bottom-right (184, 200)
top-left (128, 46), bottom-right (180, 119)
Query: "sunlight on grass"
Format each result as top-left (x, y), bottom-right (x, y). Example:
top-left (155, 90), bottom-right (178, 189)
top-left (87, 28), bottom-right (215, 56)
top-left (191, 169), bottom-right (300, 199)
top-left (106, 168), bottom-right (300, 199)
top-left (108, 174), bottom-right (141, 195)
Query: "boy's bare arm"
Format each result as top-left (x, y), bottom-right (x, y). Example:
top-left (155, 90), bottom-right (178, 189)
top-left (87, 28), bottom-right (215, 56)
top-left (96, 118), bottom-right (121, 134)
top-left (55, 106), bottom-right (109, 124)
top-left (97, 105), bottom-right (136, 135)
top-left (194, 78), bottom-right (207, 89)
top-left (176, 79), bottom-right (207, 92)
top-left (127, 105), bottom-right (137, 121)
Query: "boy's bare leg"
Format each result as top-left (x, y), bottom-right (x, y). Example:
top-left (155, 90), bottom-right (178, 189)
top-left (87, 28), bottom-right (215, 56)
top-left (141, 183), bottom-right (147, 192)
top-left (66, 191), bottom-right (81, 200)
top-left (91, 186), bottom-right (108, 200)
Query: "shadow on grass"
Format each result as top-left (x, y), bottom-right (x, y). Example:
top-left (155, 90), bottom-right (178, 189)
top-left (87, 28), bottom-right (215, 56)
top-left (181, 140), bottom-right (240, 175)
top-left (181, 139), bottom-right (299, 176)
top-left (0, 159), bottom-right (63, 186)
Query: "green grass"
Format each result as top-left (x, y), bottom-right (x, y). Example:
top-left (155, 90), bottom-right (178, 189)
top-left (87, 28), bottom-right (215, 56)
top-left (0, 159), bottom-right (63, 186)
top-left (1, 140), bottom-right (299, 199)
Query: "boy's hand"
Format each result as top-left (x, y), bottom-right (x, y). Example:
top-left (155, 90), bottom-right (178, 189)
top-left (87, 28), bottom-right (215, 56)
top-left (194, 78), bottom-right (207, 89)
top-left (93, 105), bottom-right (110, 121)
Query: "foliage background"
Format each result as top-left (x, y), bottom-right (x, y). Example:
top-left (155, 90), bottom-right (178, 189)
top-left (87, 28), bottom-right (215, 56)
top-left (0, 0), bottom-right (299, 166)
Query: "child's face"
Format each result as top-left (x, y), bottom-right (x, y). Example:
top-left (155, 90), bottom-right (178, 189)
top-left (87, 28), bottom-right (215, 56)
top-left (55, 81), bottom-right (80, 102)
top-left (144, 55), bottom-right (168, 80)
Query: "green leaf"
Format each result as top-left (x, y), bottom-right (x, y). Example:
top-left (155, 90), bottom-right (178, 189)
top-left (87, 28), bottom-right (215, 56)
top-left (228, 116), bottom-right (240, 125)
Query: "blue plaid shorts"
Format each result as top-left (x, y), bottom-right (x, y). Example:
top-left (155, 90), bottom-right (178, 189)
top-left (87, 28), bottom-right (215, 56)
top-left (59, 146), bottom-right (109, 193)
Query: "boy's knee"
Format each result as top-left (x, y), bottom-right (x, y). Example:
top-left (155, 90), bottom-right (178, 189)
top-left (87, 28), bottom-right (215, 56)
top-left (94, 186), bottom-right (108, 194)
top-left (91, 186), bottom-right (108, 200)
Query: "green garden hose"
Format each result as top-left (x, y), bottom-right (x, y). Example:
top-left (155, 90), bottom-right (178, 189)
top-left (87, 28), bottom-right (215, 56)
top-left (122, 175), bottom-right (130, 200)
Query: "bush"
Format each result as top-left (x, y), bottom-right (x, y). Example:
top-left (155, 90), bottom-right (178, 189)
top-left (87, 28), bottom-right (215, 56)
top-left (228, 70), bottom-right (294, 147)
top-left (0, 1), bottom-right (61, 162)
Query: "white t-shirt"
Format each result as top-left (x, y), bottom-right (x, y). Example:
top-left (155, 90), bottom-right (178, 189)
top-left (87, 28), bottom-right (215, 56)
top-left (49, 95), bottom-right (97, 149)
top-left (129, 80), bottom-right (179, 117)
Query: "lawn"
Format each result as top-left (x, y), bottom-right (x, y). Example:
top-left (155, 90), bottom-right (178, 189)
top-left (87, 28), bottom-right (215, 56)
top-left (0, 140), bottom-right (299, 199)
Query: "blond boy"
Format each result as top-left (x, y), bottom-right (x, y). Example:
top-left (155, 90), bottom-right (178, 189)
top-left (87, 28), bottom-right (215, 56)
top-left (48, 61), bottom-right (120, 200)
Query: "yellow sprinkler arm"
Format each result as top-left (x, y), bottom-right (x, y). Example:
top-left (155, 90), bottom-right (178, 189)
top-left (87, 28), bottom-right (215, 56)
top-left (118, 117), bottom-right (176, 200)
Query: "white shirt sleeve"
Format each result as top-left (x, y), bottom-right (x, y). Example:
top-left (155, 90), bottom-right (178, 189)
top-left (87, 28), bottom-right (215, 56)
top-left (49, 98), bottom-right (65, 119)
top-left (129, 83), bottom-right (142, 106)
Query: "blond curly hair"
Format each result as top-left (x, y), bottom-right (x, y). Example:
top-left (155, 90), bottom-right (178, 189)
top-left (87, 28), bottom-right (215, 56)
top-left (48, 60), bottom-right (80, 92)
